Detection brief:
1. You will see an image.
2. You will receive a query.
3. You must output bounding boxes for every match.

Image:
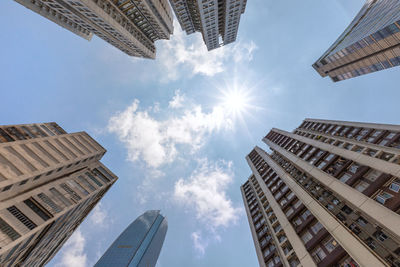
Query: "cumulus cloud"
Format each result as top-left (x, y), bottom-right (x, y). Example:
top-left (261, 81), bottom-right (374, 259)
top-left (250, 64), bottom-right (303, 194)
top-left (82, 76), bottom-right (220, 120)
top-left (89, 203), bottom-right (107, 226)
top-left (157, 20), bottom-right (257, 82)
top-left (191, 231), bottom-right (207, 256)
top-left (174, 159), bottom-right (241, 229)
top-left (108, 96), bottom-right (234, 168)
top-left (55, 229), bottom-right (87, 267)
top-left (168, 89), bottom-right (185, 109)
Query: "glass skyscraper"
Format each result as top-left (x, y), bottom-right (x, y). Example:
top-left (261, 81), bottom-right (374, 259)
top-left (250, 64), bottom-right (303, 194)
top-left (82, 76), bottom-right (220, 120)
top-left (313, 0), bottom-right (400, 82)
top-left (95, 210), bottom-right (168, 267)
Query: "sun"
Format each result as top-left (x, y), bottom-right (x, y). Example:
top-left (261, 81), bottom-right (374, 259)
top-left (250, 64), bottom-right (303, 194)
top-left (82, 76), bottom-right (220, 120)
top-left (220, 87), bottom-right (251, 117)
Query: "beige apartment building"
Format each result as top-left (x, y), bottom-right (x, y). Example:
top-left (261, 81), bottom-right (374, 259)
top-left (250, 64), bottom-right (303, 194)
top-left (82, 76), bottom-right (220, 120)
top-left (14, 0), bottom-right (174, 58)
top-left (313, 0), bottom-right (400, 82)
top-left (169, 0), bottom-right (247, 50)
top-left (242, 118), bottom-right (400, 266)
top-left (0, 122), bottom-right (117, 266)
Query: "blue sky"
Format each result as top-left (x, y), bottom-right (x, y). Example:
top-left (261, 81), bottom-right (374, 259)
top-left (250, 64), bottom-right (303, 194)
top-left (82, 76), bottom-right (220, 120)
top-left (1, 0), bottom-right (400, 266)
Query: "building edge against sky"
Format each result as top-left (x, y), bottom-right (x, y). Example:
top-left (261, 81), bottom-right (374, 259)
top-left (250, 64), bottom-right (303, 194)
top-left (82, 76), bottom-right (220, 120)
top-left (94, 210), bottom-right (168, 267)
top-left (169, 0), bottom-right (248, 51)
top-left (13, 0), bottom-right (173, 58)
top-left (313, 0), bottom-right (400, 82)
top-left (0, 122), bottom-right (118, 267)
top-left (241, 118), bottom-right (400, 267)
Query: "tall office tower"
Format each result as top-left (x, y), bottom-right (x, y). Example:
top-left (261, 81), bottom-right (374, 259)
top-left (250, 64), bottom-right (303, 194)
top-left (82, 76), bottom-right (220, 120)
top-left (95, 210), bottom-right (168, 267)
top-left (169, 0), bottom-right (247, 50)
top-left (313, 0), bottom-right (400, 82)
top-left (14, 0), bottom-right (174, 58)
top-left (0, 122), bottom-right (118, 267)
top-left (242, 118), bottom-right (400, 267)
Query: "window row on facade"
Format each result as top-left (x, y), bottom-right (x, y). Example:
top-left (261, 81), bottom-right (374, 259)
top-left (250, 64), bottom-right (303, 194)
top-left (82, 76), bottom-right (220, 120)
top-left (250, 146), bottom-right (400, 266)
top-left (298, 120), bottom-right (400, 150)
top-left (266, 130), bottom-right (400, 213)
top-left (248, 151), bottom-right (358, 267)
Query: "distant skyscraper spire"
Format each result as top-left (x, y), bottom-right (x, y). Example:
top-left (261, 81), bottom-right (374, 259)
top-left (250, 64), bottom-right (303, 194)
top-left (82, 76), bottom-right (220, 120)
top-left (313, 0), bottom-right (400, 82)
top-left (95, 210), bottom-right (168, 267)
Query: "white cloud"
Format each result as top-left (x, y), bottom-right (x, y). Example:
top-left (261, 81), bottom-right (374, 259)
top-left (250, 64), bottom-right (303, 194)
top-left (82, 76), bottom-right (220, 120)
top-left (55, 229), bottom-right (87, 267)
top-left (191, 231), bottom-right (207, 256)
top-left (157, 20), bottom-right (257, 82)
top-left (174, 159), bottom-right (241, 229)
top-left (108, 97), bottom-right (234, 168)
top-left (89, 202), bottom-right (107, 226)
top-left (168, 89), bottom-right (185, 109)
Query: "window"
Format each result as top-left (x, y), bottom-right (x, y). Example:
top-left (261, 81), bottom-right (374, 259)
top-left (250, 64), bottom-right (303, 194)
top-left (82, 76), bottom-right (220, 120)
top-left (7, 206), bottom-right (37, 230)
top-left (311, 246), bottom-right (326, 263)
top-left (285, 208), bottom-right (294, 217)
top-left (352, 146), bottom-right (364, 152)
top-left (293, 200), bottom-right (302, 209)
top-left (364, 170), bottom-right (382, 182)
top-left (0, 218), bottom-right (21, 241)
top-left (86, 172), bottom-right (103, 187)
top-left (78, 176), bottom-right (96, 192)
top-left (38, 193), bottom-right (62, 213)
top-left (60, 183), bottom-right (81, 201)
top-left (357, 216), bottom-right (368, 226)
top-left (293, 217), bottom-right (302, 226)
top-left (49, 187), bottom-right (72, 207)
top-left (376, 192), bottom-right (393, 204)
top-left (2, 185), bottom-right (12, 192)
top-left (24, 199), bottom-right (51, 221)
top-left (389, 182), bottom-right (400, 193)
top-left (339, 173), bottom-right (352, 183)
top-left (19, 179), bottom-right (29, 186)
top-left (310, 222), bottom-right (323, 234)
top-left (301, 230), bottom-right (313, 243)
top-left (354, 180), bottom-right (369, 192)
top-left (374, 230), bottom-right (388, 242)
top-left (341, 205), bottom-right (353, 214)
top-left (323, 237), bottom-right (338, 252)
top-left (378, 152), bottom-right (395, 161)
top-left (348, 163), bottom-right (361, 174)
top-left (363, 148), bottom-right (378, 157)
top-left (301, 210), bottom-right (311, 220)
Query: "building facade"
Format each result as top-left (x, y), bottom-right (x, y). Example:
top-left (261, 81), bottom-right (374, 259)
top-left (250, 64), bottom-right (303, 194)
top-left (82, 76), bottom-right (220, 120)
top-left (242, 118), bottom-right (400, 266)
top-left (94, 210), bottom-right (167, 267)
top-left (0, 122), bottom-right (118, 266)
top-left (169, 0), bottom-right (247, 50)
top-left (14, 0), bottom-right (174, 58)
top-left (313, 0), bottom-right (400, 82)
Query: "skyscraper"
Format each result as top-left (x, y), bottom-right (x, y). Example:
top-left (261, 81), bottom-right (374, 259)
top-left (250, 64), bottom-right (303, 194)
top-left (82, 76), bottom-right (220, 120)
top-left (313, 0), bottom-right (400, 82)
top-left (14, 0), bottom-right (174, 58)
top-left (94, 210), bottom-right (168, 267)
top-left (242, 118), bottom-right (400, 266)
top-left (0, 122), bottom-right (118, 266)
top-left (169, 0), bottom-right (247, 50)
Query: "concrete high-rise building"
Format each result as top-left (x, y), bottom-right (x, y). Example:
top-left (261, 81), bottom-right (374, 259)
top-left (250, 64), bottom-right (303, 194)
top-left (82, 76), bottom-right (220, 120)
top-left (94, 210), bottom-right (167, 267)
top-left (313, 0), bottom-right (400, 82)
top-left (0, 122), bottom-right (118, 266)
top-left (169, 0), bottom-right (247, 50)
top-left (242, 118), bottom-right (400, 267)
top-left (14, 0), bottom-right (174, 58)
